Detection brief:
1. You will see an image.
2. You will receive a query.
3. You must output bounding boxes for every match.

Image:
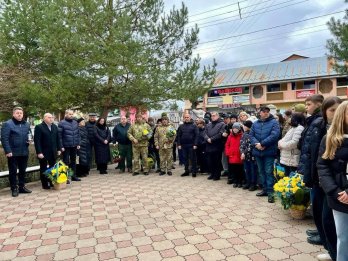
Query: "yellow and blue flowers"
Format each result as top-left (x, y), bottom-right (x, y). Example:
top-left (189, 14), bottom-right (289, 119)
top-left (44, 161), bottom-right (73, 184)
top-left (273, 173), bottom-right (310, 210)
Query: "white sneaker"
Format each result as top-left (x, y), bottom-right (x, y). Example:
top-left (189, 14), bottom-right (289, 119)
top-left (316, 253), bottom-right (332, 261)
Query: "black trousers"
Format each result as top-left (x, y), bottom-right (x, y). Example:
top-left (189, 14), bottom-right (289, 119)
top-left (8, 156), bottom-right (28, 191)
top-left (97, 163), bottom-right (107, 173)
top-left (196, 145), bottom-right (207, 173)
top-left (206, 150), bottom-right (222, 179)
top-left (182, 145), bottom-right (197, 174)
top-left (228, 163), bottom-right (244, 184)
top-left (39, 157), bottom-right (56, 188)
top-left (63, 147), bottom-right (77, 177)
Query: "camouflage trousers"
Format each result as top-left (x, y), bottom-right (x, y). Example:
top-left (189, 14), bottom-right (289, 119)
top-left (132, 146), bottom-right (148, 173)
top-left (159, 148), bottom-right (173, 172)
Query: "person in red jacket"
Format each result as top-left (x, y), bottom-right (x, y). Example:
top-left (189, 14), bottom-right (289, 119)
top-left (225, 122), bottom-right (244, 187)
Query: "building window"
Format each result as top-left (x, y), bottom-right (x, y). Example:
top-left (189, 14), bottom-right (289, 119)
top-left (337, 77), bottom-right (348, 87)
top-left (267, 84), bottom-right (280, 92)
top-left (207, 97), bottom-right (223, 105)
top-left (266, 83), bottom-right (287, 92)
top-left (304, 80), bottom-right (315, 89)
top-left (252, 85), bottom-right (263, 99)
top-left (319, 79), bottom-right (333, 94)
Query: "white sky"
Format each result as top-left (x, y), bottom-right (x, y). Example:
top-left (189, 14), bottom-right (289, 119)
top-left (164, 0), bottom-right (346, 70)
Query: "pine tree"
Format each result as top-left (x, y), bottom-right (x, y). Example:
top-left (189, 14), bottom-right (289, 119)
top-left (327, 0), bottom-right (348, 73)
top-left (0, 0), bottom-right (216, 116)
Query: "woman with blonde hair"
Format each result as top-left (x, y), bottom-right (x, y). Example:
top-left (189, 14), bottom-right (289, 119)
top-left (317, 101), bottom-right (348, 261)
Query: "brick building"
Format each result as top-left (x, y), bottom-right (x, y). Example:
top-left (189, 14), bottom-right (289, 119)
top-left (186, 55), bottom-right (348, 113)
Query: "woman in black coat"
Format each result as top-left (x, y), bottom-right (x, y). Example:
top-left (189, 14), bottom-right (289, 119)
top-left (76, 118), bottom-right (90, 177)
top-left (317, 101), bottom-right (348, 261)
top-left (94, 118), bottom-right (111, 174)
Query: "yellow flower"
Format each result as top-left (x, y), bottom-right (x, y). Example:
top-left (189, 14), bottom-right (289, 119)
top-left (51, 169), bottom-right (57, 174)
top-left (57, 174), bottom-right (67, 184)
top-left (143, 129), bottom-right (149, 135)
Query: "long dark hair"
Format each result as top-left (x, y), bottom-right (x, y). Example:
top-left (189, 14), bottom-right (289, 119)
top-left (321, 96), bottom-right (342, 123)
top-left (97, 118), bottom-right (107, 129)
top-left (290, 113), bottom-right (305, 127)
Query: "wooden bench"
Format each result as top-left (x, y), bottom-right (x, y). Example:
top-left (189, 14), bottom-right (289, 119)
top-left (0, 166), bottom-right (41, 177)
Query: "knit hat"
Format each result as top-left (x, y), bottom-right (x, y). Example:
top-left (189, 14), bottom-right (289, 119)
top-left (161, 112), bottom-right (168, 118)
top-left (229, 114), bottom-right (238, 120)
top-left (243, 120), bottom-right (253, 129)
top-left (232, 122), bottom-right (242, 130)
top-left (76, 118), bottom-right (85, 123)
top-left (294, 104), bottom-right (306, 113)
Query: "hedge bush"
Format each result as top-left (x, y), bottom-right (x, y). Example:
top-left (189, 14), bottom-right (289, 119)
top-left (0, 144), bottom-right (38, 171)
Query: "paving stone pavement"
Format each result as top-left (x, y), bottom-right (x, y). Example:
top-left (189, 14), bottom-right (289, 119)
top-left (0, 165), bottom-right (324, 261)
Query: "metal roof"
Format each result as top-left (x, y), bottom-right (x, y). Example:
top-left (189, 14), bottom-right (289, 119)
top-left (214, 56), bottom-right (340, 87)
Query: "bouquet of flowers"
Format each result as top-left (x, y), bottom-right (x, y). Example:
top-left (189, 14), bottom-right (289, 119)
top-left (273, 162), bottom-right (285, 180)
top-left (166, 126), bottom-right (176, 138)
top-left (142, 128), bottom-right (152, 139)
top-left (44, 161), bottom-right (73, 185)
top-left (273, 172), bottom-right (310, 210)
top-left (111, 147), bottom-right (122, 163)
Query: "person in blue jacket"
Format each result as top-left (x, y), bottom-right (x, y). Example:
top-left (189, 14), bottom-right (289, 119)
top-left (250, 106), bottom-right (280, 203)
top-left (1, 107), bottom-right (32, 197)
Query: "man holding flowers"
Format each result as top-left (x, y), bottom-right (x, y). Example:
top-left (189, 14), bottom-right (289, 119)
top-left (127, 113), bottom-right (152, 176)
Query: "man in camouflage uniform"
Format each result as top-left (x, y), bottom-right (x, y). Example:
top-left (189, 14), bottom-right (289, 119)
top-left (127, 113), bottom-right (152, 176)
top-left (154, 116), bottom-right (176, 176)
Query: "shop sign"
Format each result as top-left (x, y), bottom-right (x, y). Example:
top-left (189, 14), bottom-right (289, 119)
top-left (233, 95), bottom-right (250, 104)
top-left (209, 87), bottom-right (243, 97)
top-left (218, 103), bottom-right (241, 109)
top-left (296, 90), bottom-right (315, 98)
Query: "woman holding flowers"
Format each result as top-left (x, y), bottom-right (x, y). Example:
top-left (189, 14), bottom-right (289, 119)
top-left (94, 118), bottom-right (111, 174)
top-left (317, 100), bottom-right (348, 261)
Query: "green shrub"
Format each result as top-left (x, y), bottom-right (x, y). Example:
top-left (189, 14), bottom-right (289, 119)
top-left (0, 144), bottom-right (38, 171)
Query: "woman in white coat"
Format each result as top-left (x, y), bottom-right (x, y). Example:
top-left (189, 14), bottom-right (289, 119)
top-left (278, 113), bottom-right (305, 176)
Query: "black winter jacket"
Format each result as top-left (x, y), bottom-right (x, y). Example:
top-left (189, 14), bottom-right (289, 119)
top-left (113, 123), bottom-right (131, 145)
top-left (58, 118), bottom-right (80, 148)
top-left (297, 113), bottom-right (326, 187)
top-left (1, 118), bottom-right (30, 156)
top-left (85, 121), bottom-right (96, 144)
top-left (240, 130), bottom-right (254, 161)
top-left (177, 121), bottom-right (199, 146)
top-left (317, 136), bottom-right (348, 214)
top-left (77, 126), bottom-right (90, 166)
top-left (204, 119), bottom-right (225, 153)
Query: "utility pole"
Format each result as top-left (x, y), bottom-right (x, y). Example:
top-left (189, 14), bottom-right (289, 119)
top-left (238, 2), bottom-right (242, 19)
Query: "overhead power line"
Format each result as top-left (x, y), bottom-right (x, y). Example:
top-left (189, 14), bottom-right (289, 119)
top-left (188, 0), bottom-right (277, 23)
top-left (188, 0), bottom-right (248, 17)
top-left (195, 24), bottom-right (327, 53)
top-left (191, 0), bottom-right (308, 29)
top-left (198, 10), bottom-right (345, 45)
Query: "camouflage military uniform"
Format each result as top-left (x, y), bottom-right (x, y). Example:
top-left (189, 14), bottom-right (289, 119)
top-left (128, 121), bottom-right (152, 174)
top-left (154, 124), bottom-right (176, 174)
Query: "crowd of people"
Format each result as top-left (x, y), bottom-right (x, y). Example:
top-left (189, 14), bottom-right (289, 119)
top-left (1, 94), bottom-right (348, 261)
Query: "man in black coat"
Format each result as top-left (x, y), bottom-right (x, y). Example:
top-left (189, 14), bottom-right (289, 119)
top-left (1, 107), bottom-right (32, 197)
top-left (204, 112), bottom-right (226, 181)
top-left (85, 113), bottom-right (97, 170)
top-left (177, 113), bottom-right (199, 177)
top-left (58, 109), bottom-right (81, 181)
top-left (34, 113), bottom-right (62, 189)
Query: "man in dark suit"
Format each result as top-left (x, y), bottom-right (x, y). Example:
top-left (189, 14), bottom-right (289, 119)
top-left (34, 113), bottom-right (62, 189)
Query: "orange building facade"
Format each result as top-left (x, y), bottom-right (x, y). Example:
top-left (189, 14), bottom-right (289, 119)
top-left (188, 55), bottom-right (348, 113)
